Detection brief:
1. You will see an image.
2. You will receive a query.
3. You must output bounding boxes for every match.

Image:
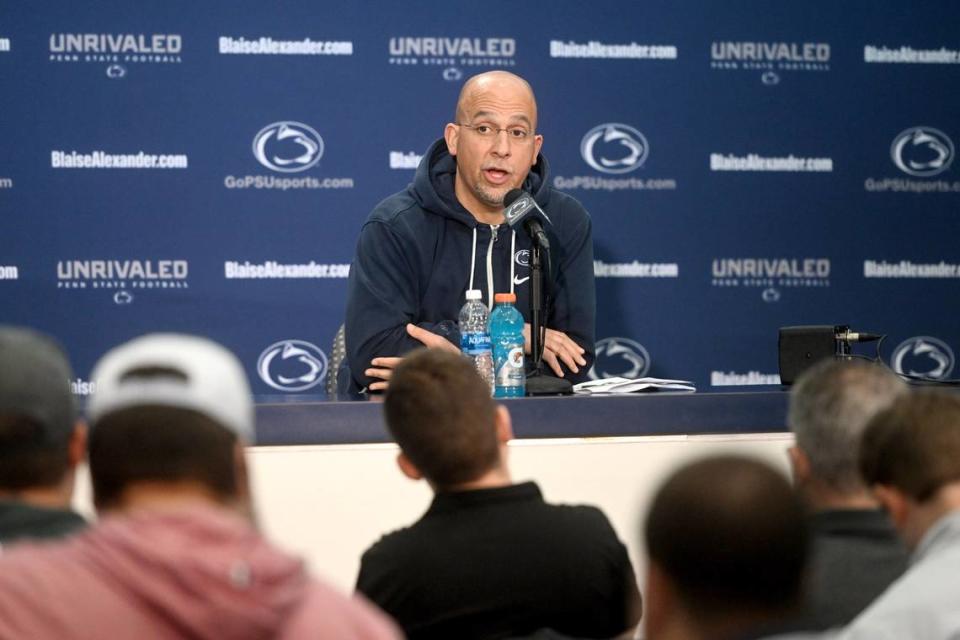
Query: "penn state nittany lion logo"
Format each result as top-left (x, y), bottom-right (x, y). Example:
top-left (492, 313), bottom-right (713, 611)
top-left (257, 340), bottom-right (328, 391)
top-left (588, 337), bottom-right (651, 380)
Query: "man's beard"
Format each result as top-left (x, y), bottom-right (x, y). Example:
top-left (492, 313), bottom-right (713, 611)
top-left (475, 182), bottom-right (507, 207)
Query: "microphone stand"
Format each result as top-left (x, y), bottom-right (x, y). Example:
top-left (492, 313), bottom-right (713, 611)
top-left (525, 237), bottom-right (573, 396)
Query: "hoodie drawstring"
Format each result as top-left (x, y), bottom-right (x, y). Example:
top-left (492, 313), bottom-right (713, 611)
top-left (509, 230), bottom-right (516, 296)
top-left (486, 225), bottom-right (498, 309)
top-left (468, 226), bottom-right (477, 292)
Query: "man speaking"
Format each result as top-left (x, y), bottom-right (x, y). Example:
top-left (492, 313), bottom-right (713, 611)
top-left (344, 71), bottom-right (596, 393)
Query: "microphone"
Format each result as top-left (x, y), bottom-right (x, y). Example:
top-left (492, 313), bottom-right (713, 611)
top-left (503, 189), bottom-right (551, 250)
top-left (835, 327), bottom-right (883, 343)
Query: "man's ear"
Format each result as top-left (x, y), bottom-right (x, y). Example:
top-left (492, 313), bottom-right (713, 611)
top-left (787, 445), bottom-right (810, 485)
top-left (494, 405), bottom-right (514, 444)
top-left (531, 133), bottom-right (543, 166)
top-left (396, 451), bottom-right (423, 481)
top-left (68, 420), bottom-right (87, 468)
top-left (232, 441), bottom-right (257, 524)
top-left (644, 561), bottom-right (677, 640)
top-left (874, 484), bottom-right (909, 529)
top-left (444, 123), bottom-right (459, 157)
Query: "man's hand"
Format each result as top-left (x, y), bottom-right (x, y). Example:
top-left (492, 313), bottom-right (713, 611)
top-left (365, 324), bottom-right (460, 391)
top-left (405, 323), bottom-right (460, 354)
top-left (364, 357), bottom-right (403, 392)
top-left (522, 324), bottom-right (587, 378)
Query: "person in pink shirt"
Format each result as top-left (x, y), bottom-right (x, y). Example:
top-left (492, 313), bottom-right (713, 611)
top-left (0, 333), bottom-right (399, 640)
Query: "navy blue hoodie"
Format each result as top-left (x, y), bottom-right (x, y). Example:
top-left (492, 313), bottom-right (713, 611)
top-left (343, 138), bottom-right (596, 393)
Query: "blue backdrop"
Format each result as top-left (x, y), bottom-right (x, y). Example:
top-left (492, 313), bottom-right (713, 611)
top-left (1, 1), bottom-right (958, 404)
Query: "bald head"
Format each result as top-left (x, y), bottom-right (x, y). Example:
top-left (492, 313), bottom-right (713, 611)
top-left (454, 71), bottom-right (538, 129)
top-left (645, 455), bottom-right (808, 616)
top-left (444, 71), bottom-right (543, 220)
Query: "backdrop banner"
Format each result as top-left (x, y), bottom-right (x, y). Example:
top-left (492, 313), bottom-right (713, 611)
top-left (1, 2), bottom-right (957, 404)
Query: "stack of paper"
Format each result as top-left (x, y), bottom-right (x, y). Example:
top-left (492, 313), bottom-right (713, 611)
top-left (573, 376), bottom-right (696, 394)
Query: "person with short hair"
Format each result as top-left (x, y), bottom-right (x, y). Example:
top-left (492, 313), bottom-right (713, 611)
top-left (356, 348), bottom-right (641, 639)
top-left (0, 334), bottom-right (399, 639)
top-left (344, 70), bottom-right (595, 393)
top-left (841, 391), bottom-right (960, 639)
top-left (787, 359), bottom-right (909, 629)
top-left (0, 326), bottom-right (87, 545)
top-left (642, 455), bottom-right (809, 640)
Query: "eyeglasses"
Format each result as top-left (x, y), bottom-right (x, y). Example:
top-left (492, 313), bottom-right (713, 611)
top-left (457, 122), bottom-right (534, 142)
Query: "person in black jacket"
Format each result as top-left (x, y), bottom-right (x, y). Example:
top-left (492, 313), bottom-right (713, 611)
top-left (356, 349), bottom-right (641, 639)
top-left (344, 71), bottom-right (595, 393)
top-left (787, 358), bottom-right (910, 630)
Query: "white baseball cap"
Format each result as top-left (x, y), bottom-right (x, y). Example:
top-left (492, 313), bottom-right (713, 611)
top-left (87, 333), bottom-right (255, 443)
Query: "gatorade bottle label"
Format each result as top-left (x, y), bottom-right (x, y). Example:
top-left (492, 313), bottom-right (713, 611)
top-left (496, 346), bottom-right (525, 386)
top-left (461, 332), bottom-right (492, 356)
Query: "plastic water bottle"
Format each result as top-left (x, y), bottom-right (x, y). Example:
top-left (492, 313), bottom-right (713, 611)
top-left (489, 292), bottom-right (526, 398)
top-left (459, 289), bottom-right (494, 395)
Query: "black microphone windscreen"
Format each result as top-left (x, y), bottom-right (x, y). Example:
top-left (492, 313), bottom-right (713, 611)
top-left (503, 189), bottom-right (524, 207)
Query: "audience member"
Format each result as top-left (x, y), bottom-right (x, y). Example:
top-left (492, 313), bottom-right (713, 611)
top-left (841, 391), bottom-right (960, 639)
top-left (0, 326), bottom-right (86, 546)
top-left (787, 359), bottom-right (909, 629)
top-left (0, 333), bottom-right (398, 639)
top-left (642, 455), bottom-right (809, 640)
top-left (356, 348), bottom-right (641, 639)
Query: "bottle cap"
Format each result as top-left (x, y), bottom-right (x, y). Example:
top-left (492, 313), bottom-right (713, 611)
top-left (494, 293), bottom-right (516, 303)
top-left (465, 289), bottom-right (482, 300)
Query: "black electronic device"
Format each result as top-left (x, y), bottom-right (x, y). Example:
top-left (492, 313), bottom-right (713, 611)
top-left (778, 325), bottom-right (883, 385)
